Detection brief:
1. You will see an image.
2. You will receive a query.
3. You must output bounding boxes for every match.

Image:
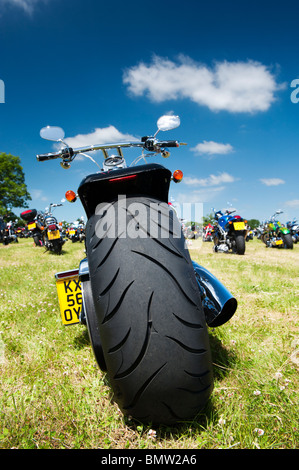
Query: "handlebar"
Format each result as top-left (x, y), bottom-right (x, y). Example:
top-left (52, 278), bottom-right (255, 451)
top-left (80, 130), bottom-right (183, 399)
top-left (36, 152), bottom-right (61, 161)
top-left (36, 138), bottom-right (183, 162)
top-left (159, 141), bottom-right (180, 148)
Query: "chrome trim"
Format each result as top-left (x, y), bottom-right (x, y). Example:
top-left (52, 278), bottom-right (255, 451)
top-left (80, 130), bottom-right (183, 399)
top-left (192, 261), bottom-right (237, 327)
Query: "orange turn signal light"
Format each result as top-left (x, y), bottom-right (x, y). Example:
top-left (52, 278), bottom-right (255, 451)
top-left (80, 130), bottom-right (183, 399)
top-left (173, 169), bottom-right (183, 183)
top-left (65, 190), bottom-right (77, 203)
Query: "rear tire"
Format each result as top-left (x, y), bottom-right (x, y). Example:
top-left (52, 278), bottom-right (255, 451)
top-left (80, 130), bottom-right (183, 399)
top-left (33, 234), bottom-right (42, 246)
top-left (261, 233), bottom-right (269, 245)
top-left (234, 234), bottom-right (245, 255)
top-left (52, 239), bottom-right (63, 254)
top-left (283, 233), bottom-right (293, 249)
top-left (86, 196), bottom-right (213, 424)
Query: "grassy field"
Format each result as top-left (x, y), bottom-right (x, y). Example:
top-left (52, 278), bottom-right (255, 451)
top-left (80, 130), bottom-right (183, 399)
top-left (0, 236), bottom-right (298, 449)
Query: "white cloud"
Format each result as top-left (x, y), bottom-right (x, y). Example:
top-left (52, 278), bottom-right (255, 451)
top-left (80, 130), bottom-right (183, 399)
top-left (285, 199), bottom-right (299, 207)
top-left (64, 126), bottom-right (138, 148)
top-left (31, 189), bottom-right (48, 202)
top-left (184, 172), bottom-right (238, 187)
top-left (191, 140), bottom-right (233, 156)
top-left (176, 186), bottom-right (226, 206)
top-left (260, 178), bottom-right (285, 186)
top-left (123, 55), bottom-right (285, 113)
top-left (1, 0), bottom-right (47, 14)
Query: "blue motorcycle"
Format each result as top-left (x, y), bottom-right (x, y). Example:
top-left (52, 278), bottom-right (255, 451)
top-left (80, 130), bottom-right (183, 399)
top-left (212, 208), bottom-right (247, 255)
top-left (286, 218), bottom-right (299, 244)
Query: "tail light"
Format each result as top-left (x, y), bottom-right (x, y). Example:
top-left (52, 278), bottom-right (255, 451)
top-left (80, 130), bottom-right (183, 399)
top-left (108, 174), bottom-right (137, 183)
top-left (48, 224), bottom-right (57, 231)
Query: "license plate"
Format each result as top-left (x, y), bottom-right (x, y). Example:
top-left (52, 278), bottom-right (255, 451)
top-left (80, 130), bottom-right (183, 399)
top-left (28, 222), bottom-right (36, 230)
top-left (276, 239), bottom-right (283, 245)
top-left (55, 270), bottom-right (82, 325)
top-left (233, 222), bottom-right (246, 230)
top-left (48, 230), bottom-right (60, 240)
top-left (69, 230), bottom-right (76, 235)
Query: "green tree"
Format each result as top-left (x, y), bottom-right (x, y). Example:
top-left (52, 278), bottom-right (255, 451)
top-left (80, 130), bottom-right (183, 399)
top-left (202, 212), bottom-right (215, 226)
top-left (0, 153), bottom-right (31, 216)
top-left (247, 219), bottom-right (260, 229)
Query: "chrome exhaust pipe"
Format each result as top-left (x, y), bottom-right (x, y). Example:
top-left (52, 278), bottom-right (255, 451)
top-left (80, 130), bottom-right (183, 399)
top-left (192, 261), bottom-right (237, 327)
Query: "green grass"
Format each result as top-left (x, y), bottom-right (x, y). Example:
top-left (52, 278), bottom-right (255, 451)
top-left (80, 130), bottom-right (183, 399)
top-left (0, 237), bottom-right (298, 449)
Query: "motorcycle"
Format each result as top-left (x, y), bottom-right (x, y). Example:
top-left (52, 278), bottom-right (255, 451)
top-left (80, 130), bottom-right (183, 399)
top-left (21, 204), bottom-right (65, 253)
top-left (40, 204), bottom-right (65, 254)
top-left (67, 220), bottom-right (85, 243)
top-left (212, 208), bottom-right (247, 254)
top-left (245, 226), bottom-right (254, 242)
top-left (202, 223), bottom-right (214, 242)
top-left (286, 218), bottom-right (299, 244)
top-left (78, 223), bottom-right (85, 243)
top-left (21, 208), bottom-right (44, 246)
top-left (187, 223), bottom-right (200, 240)
top-left (67, 225), bottom-right (80, 242)
top-left (0, 219), bottom-right (19, 245)
top-left (261, 210), bottom-right (293, 249)
top-left (37, 115), bottom-right (237, 424)
top-left (0, 217), bottom-right (5, 243)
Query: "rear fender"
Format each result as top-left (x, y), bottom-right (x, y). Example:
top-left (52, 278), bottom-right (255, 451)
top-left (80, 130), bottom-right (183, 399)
top-left (78, 163), bottom-right (171, 218)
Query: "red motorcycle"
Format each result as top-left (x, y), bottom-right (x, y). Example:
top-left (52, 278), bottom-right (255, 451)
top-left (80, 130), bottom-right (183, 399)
top-left (203, 223), bottom-right (214, 242)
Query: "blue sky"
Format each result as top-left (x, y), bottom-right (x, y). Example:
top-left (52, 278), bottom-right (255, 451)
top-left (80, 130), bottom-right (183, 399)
top-left (0, 0), bottom-right (298, 225)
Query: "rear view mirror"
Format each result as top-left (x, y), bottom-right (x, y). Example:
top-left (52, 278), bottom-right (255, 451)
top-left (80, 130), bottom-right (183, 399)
top-left (157, 115), bottom-right (180, 132)
top-left (40, 126), bottom-right (65, 142)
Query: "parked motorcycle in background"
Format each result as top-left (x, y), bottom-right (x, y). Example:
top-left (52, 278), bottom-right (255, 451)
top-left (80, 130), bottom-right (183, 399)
top-left (37, 115), bottom-right (237, 424)
top-left (286, 218), bottom-right (299, 244)
top-left (202, 223), bottom-right (214, 242)
top-left (78, 220), bottom-right (85, 243)
top-left (67, 218), bottom-right (85, 243)
top-left (186, 222), bottom-right (200, 240)
top-left (21, 204), bottom-right (65, 253)
top-left (21, 208), bottom-right (45, 246)
top-left (41, 204), bottom-right (65, 254)
top-left (0, 217), bottom-right (18, 245)
top-left (67, 224), bottom-right (79, 242)
top-left (212, 208), bottom-right (247, 254)
top-left (0, 217), bottom-right (6, 243)
top-left (245, 225), bottom-right (254, 241)
top-left (261, 210), bottom-right (293, 249)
